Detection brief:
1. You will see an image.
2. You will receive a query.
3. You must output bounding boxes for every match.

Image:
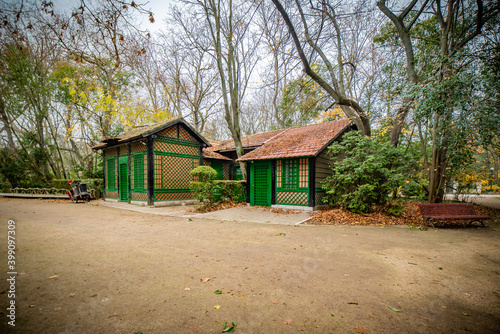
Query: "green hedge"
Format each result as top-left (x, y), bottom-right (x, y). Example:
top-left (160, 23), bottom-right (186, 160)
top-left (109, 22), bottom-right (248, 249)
top-left (214, 180), bottom-right (246, 202)
top-left (190, 166), bottom-right (246, 210)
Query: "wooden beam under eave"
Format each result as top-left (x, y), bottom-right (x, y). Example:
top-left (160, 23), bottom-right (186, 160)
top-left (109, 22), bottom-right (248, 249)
top-left (308, 157), bottom-right (316, 207)
top-left (147, 136), bottom-right (155, 206)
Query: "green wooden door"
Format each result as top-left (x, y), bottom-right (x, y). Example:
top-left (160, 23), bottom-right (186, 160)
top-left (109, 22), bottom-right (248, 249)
top-left (250, 161), bottom-right (271, 206)
top-left (233, 164), bottom-right (243, 180)
top-left (211, 161), bottom-right (224, 180)
top-left (119, 158), bottom-right (128, 202)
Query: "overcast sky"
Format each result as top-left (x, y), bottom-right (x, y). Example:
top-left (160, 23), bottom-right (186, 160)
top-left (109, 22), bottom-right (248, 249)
top-left (50, 0), bottom-right (173, 33)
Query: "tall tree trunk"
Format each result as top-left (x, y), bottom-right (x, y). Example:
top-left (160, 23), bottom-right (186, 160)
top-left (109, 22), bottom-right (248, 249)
top-left (0, 94), bottom-right (17, 152)
top-left (203, 0), bottom-right (247, 180)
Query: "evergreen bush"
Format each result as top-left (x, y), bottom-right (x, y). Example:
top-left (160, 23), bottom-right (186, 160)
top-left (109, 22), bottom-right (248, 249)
top-left (323, 132), bottom-right (417, 213)
top-left (190, 166), bottom-right (246, 209)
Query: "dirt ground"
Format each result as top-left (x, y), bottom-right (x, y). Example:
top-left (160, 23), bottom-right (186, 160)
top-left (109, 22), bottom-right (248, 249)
top-left (1, 198), bottom-right (499, 333)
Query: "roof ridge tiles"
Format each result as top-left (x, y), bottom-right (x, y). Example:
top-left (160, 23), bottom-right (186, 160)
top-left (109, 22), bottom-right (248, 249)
top-left (236, 119), bottom-right (352, 161)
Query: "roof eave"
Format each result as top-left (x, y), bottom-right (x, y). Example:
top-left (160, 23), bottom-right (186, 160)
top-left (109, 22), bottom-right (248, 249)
top-left (218, 145), bottom-right (261, 153)
top-left (237, 154), bottom-right (314, 162)
top-left (314, 121), bottom-right (354, 157)
top-left (142, 117), bottom-right (211, 147)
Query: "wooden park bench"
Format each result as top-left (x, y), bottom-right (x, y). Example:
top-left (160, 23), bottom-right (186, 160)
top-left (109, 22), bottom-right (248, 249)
top-left (417, 203), bottom-right (490, 227)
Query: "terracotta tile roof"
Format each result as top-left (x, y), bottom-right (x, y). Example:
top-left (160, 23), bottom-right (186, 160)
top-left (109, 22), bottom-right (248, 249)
top-left (237, 120), bottom-right (352, 161)
top-left (212, 129), bottom-right (286, 152)
top-left (202, 149), bottom-right (233, 161)
top-left (203, 141), bottom-right (222, 152)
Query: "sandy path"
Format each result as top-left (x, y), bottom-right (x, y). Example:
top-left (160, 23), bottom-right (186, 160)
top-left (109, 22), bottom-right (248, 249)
top-left (0, 198), bottom-right (499, 333)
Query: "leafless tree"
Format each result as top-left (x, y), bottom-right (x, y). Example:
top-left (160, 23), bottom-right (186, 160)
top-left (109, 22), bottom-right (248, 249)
top-left (175, 0), bottom-right (263, 179)
top-left (271, 0), bottom-right (373, 136)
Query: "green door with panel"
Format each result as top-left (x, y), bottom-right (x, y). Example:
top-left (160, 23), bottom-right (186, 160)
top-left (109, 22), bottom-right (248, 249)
top-left (119, 157), bottom-right (128, 202)
top-left (250, 161), bottom-right (272, 206)
top-left (211, 161), bottom-right (224, 180)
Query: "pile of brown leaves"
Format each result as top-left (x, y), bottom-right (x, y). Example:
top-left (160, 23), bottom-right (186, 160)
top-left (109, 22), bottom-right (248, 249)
top-left (473, 204), bottom-right (500, 220)
top-left (310, 201), bottom-right (423, 226)
top-left (259, 207), bottom-right (301, 214)
top-left (192, 201), bottom-right (247, 213)
top-left (310, 201), bottom-right (500, 227)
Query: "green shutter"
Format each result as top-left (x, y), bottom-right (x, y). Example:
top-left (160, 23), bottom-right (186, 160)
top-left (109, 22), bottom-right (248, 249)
top-left (233, 165), bottom-right (243, 180)
top-left (106, 157), bottom-right (116, 190)
top-left (133, 154), bottom-right (145, 190)
top-left (211, 161), bottom-right (224, 180)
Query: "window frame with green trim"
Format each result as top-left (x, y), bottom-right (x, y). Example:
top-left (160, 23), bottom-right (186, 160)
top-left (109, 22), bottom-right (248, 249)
top-left (276, 158), bottom-right (309, 191)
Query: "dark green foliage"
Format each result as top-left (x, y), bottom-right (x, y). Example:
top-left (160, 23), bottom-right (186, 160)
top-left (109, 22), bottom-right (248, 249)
top-left (401, 180), bottom-right (426, 198)
top-left (190, 166), bottom-right (246, 210)
top-left (383, 201), bottom-right (405, 217)
top-left (0, 149), bottom-right (27, 189)
top-left (0, 147), bottom-right (50, 188)
top-left (0, 174), bottom-right (11, 192)
top-left (214, 180), bottom-right (246, 203)
top-left (323, 132), bottom-right (417, 213)
top-left (191, 166), bottom-right (218, 182)
top-left (190, 166), bottom-right (219, 207)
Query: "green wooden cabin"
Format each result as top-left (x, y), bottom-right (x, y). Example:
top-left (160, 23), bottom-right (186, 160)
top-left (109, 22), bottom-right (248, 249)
top-left (203, 120), bottom-right (354, 210)
top-left (92, 117), bottom-right (210, 206)
top-left (236, 120), bottom-right (354, 210)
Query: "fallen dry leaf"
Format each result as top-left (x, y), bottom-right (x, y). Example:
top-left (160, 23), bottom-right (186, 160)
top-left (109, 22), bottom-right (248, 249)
top-left (271, 300), bottom-right (279, 304)
top-left (310, 201), bottom-right (500, 227)
top-left (200, 278), bottom-right (211, 283)
top-left (48, 275), bottom-right (58, 279)
top-left (191, 201), bottom-right (246, 213)
top-left (310, 201), bottom-right (423, 226)
top-left (354, 325), bottom-right (367, 334)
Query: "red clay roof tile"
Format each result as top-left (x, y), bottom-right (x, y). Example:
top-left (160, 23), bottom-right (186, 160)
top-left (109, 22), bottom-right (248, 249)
top-left (237, 120), bottom-right (351, 161)
top-left (202, 150), bottom-right (233, 161)
top-left (211, 129), bottom-right (286, 152)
